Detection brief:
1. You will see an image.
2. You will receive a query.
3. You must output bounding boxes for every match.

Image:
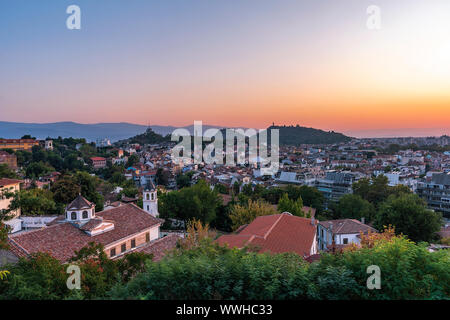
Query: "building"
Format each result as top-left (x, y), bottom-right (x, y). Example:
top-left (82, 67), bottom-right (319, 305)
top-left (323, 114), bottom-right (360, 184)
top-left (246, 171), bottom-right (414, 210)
top-left (0, 139), bottom-right (39, 151)
top-left (90, 157), bottom-right (107, 169)
top-left (317, 219), bottom-right (377, 251)
top-left (0, 178), bottom-right (22, 233)
top-left (0, 151), bottom-right (17, 169)
top-left (7, 194), bottom-right (177, 262)
top-left (143, 181), bottom-right (159, 218)
top-left (417, 173), bottom-right (450, 217)
top-left (315, 171), bottom-right (357, 206)
top-left (216, 213), bottom-right (318, 259)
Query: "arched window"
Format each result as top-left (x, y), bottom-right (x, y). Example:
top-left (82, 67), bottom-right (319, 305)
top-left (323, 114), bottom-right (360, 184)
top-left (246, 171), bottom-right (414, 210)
top-left (82, 211), bottom-right (88, 219)
top-left (71, 212), bottom-right (77, 220)
top-left (151, 193), bottom-right (154, 201)
top-left (146, 193), bottom-right (150, 200)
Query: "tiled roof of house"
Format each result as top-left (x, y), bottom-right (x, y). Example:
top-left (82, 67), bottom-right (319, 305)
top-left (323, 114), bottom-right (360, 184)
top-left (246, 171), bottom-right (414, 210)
top-left (216, 213), bottom-right (317, 257)
top-left (133, 234), bottom-right (181, 261)
top-left (66, 195), bottom-right (94, 211)
top-left (319, 219), bottom-right (376, 234)
top-left (0, 178), bottom-right (22, 187)
top-left (9, 204), bottom-right (163, 262)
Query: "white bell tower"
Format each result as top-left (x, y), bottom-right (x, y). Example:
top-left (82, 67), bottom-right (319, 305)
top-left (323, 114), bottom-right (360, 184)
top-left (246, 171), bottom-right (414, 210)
top-left (143, 181), bottom-right (158, 217)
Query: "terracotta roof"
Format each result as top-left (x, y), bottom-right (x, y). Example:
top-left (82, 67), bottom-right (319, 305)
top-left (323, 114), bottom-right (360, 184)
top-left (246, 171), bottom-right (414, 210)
top-left (216, 213), bottom-right (317, 257)
top-left (133, 234), bottom-right (181, 261)
top-left (319, 219), bottom-right (377, 235)
top-left (9, 204), bottom-right (163, 262)
top-left (0, 178), bottom-right (22, 187)
top-left (66, 195), bottom-right (94, 211)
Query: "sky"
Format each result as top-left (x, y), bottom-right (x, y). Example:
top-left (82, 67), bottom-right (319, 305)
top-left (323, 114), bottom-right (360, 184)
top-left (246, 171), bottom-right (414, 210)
top-left (1, 0), bottom-right (450, 137)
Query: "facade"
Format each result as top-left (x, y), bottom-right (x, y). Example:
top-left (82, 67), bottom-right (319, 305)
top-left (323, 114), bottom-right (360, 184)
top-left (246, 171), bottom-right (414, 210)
top-left (0, 178), bottom-right (22, 233)
top-left (216, 213), bottom-right (318, 259)
top-left (90, 157), bottom-right (107, 169)
top-left (8, 195), bottom-right (168, 262)
top-left (0, 151), bottom-right (17, 169)
top-left (317, 219), bottom-right (377, 251)
top-left (417, 173), bottom-right (450, 216)
top-left (315, 171), bottom-right (356, 206)
top-left (0, 139), bottom-right (39, 151)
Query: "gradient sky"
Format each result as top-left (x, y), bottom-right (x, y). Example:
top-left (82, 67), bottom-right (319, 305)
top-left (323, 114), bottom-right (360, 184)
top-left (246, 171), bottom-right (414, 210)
top-left (1, 0), bottom-right (450, 137)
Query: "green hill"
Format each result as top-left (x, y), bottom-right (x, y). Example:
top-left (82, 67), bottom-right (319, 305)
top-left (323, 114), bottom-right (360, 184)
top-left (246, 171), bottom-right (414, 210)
top-left (268, 125), bottom-right (352, 145)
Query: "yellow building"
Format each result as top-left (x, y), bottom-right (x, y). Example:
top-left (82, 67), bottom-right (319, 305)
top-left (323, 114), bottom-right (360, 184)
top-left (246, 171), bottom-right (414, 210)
top-left (0, 139), bottom-right (39, 151)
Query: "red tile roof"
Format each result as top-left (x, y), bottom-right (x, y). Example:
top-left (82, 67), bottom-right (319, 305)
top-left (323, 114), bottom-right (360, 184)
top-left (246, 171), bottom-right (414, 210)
top-left (0, 178), bottom-right (22, 187)
top-left (216, 213), bottom-right (317, 257)
top-left (9, 204), bottom-right (163, 262)
top-left (133, 234), bottom-right (181, 261)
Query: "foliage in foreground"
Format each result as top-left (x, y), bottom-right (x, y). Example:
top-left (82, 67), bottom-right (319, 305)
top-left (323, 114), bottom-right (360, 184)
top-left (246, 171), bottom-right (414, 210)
top-left (109, 235), bottom-right (449, 300)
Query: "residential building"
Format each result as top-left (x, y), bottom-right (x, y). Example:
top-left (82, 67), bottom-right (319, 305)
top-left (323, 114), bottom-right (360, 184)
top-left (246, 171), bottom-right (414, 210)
top-left (0, 178), bottom-right (22, 233)
top-left (417, 173), bottom-right (450, 216)
top-left (90, 157), bottom-right (107, 169)
top-left (315, 171), bottom-right (357, 206)
top-left (317, 219), bottom-right (377, 251)
top-left (0, 151), bottom-right (17, 169)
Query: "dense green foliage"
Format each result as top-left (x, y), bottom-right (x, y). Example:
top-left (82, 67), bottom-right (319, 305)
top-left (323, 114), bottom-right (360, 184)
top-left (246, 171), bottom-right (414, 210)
top-left (109, 237), bottom-right (450, 300)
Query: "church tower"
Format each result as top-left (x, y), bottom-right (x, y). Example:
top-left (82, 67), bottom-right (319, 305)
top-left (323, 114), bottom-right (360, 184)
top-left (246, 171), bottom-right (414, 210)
top-left (143, 180), bottom-right (158, 218)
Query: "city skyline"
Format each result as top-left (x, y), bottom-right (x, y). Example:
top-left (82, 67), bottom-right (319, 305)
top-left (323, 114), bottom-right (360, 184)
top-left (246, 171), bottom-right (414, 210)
top-left (1, 0), bottom-right (450, 137)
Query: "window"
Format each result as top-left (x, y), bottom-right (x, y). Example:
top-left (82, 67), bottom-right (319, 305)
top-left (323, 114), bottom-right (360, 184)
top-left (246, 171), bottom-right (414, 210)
top-left (110, 248), bottom-right (116, 257)
top-left (71, 212), bottom-right (77, 220)
top-left (146, 232), bottom-right (150, 242)
top-left (82, 211), bottom-right (88, 219)
top-left (121, 243), bottom-right (126, 253)
top-left (147, 205), bottom-right (149, 211)
top-left (151, 193), bottom-right (154, 200)
top-left (146, 193), bottom-right (149, 200)
top-left (343, 238), bottom-right (348, 244)
top-left (131, 239), bottom-right (136, 248)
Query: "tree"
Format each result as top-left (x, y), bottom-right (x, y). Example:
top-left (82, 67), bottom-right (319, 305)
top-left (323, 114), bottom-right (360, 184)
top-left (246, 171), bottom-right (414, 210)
top-left (0, 164), bottom-right (17, 179)
top-left (374, 193), bottom-right (443, 242)
top-left (8, 189), bottom-right (58, 216)
top-left (159, 180), bottom-right (220, 225)
top-left (25, 161), bottom-right (54, 178)
top-left (331, 194), bottom-right (375, 221)
top-left (155, 168), bottom-right (170, 186)
top-left (229, 199), bottom-right (277, 230)
top-left (277, 193), bottom-right (304, 217)
top-left (353, 175), bottom-right (390, 207)
top-left (51, 174), bottom-right (81, 205)
top-left (74, 171), bottom-right (104, 211)
top-left (126, 154), bottom-right (140, 168)
top-left (176, 172), bottom-right (192, 189)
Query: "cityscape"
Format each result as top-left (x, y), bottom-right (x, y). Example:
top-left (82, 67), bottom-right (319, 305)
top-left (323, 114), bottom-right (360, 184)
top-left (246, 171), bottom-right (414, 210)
top-left (0, 0), bottom-right (449, 311)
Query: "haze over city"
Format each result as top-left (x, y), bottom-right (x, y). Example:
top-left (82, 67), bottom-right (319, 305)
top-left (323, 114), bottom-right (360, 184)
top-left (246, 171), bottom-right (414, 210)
top-left (1, 0), bottom-right (450, 137)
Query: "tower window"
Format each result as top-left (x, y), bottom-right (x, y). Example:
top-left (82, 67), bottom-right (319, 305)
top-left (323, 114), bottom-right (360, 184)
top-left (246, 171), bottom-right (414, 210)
top-left (151, 193), bottom-right (154, 200)
top-left (146, 193), bottom-right (149, 200)
top-left (71, 212), bottom-right (77, 220)
top-left (147, 205), bottom-right (149, 211)
top-left (82, 211), bottom-right (88, 219)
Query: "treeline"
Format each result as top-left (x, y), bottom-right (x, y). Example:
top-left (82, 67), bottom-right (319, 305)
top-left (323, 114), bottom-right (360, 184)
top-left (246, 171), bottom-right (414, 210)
top-left (268, 125), bottom-right (351, 145)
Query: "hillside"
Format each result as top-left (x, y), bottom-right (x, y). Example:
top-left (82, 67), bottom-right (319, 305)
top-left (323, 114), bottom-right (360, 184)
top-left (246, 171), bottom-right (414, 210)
top-left (115, 128), bottom-right (171, 146)
top-left (269, 125), bottom-right (352, 145)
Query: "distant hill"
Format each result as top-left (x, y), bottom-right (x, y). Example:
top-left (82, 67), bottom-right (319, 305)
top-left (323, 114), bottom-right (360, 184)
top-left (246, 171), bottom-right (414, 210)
top-left (115, 128), bottom-right (170, 146)
top-left (0, 121), bottom-right (351, 145)
top-left (268, 125), bottom-right (352, 145)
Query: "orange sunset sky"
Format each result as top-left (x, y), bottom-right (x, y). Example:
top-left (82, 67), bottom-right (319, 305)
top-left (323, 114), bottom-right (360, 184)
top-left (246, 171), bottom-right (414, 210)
top-left (1, 0), bottom-right (450, 137)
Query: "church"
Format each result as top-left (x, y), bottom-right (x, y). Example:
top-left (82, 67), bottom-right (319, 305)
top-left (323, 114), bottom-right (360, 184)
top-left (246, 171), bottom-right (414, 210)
top-left (7, 185), bottom-right (178, 263)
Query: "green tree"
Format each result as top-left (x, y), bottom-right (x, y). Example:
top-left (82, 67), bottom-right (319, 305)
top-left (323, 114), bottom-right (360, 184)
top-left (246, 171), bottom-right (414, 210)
top-left (229, 199), bottom-right (277, 230)
top-left (374, 193), bottom-right (442, 242)
top-left (331, 194), bottom-right (375, 221)
top-left (0, 164), bottom-right (18, 179)
top-left (277, 193), bottom-right (304, 217)
top-left (51, 174), bottom-right (81, 205)
top-left (8, 189), bottom-right (57, 216)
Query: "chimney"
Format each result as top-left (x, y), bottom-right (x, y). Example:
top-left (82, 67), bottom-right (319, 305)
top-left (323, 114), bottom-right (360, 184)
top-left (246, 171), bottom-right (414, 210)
top-left (311, 217), bottom-right (315, 225)
top-left (361, 217), bottom-right (365, 224)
